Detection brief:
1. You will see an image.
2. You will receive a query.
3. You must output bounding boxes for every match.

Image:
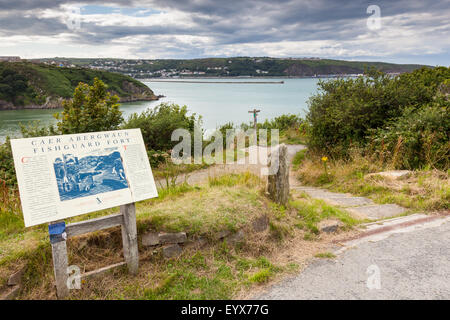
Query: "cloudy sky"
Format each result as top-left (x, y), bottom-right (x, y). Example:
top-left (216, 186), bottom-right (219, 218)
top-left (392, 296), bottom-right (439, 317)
top-left (0, 0), bottom-right (449, 65)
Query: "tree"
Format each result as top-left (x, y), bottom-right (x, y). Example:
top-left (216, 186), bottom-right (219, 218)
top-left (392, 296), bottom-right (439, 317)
top-left (122, 103), bottom-right (200, 151)
top-left (55, 77), bottom-right (123, 134)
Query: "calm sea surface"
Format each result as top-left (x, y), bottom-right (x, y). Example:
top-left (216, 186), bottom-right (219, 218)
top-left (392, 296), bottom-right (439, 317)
top-left (0, 78), bottom-right (323, 142)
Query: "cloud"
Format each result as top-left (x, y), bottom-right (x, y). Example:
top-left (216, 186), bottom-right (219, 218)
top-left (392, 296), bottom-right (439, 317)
top-left (0, 0), bottom-right (448, 64)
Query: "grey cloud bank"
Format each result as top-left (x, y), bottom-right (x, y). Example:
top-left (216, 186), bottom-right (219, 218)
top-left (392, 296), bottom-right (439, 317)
top-left (0, 0), bottom-right (448, 65)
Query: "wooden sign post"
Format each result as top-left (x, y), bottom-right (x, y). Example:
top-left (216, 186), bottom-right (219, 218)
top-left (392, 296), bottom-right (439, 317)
top-left (248, 108), bottom-right (261, 130)
top-left (50, 202), bottom-right (139, 298)
top-left (11, 129), bottom-right (158, 299)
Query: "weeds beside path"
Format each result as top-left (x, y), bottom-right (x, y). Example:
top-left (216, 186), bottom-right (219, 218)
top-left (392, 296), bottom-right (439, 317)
top-left (295, 153), bottom-right (449, 214)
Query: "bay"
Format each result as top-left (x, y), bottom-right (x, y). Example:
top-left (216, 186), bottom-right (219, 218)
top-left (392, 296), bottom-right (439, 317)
top-left (0, 77), bottom-right (323, 142)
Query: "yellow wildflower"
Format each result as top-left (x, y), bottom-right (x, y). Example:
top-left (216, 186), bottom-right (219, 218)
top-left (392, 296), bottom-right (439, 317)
top-left (321, 156), bottom-right (328, 162)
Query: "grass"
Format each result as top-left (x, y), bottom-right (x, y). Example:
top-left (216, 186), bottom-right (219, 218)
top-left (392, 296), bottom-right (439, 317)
top-left (290, 197), bottom-right (360, 235)
top-left (0, 173), bottom-right (278, 299)
top-left (296, 153), bottom-right (449, 212)
top-left (315, 252), bottom-right (336, 259)
top-left (137, 176), bottom-right (264, 237)
top-left (292, 149), bottom-right (307, 170)
top-left (279, 127), bottom-right (307, 145)
top-left (0, 171), bottom-right (358, 299)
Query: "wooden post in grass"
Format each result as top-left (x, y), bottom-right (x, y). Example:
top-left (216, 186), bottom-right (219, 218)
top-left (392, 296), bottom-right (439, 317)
top-left (51, 237), bottom-right (69, 299)
top-left (120, 202), bottom-right (139, 275)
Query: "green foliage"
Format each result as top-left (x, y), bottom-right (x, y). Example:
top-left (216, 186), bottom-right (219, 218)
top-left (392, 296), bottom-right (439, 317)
top-left (0, 61), bottom-right (155, 108)
top-left (0, 138), bottom-right (16, 187)
top-left (248, 268), bottom-right (273, 283)
top-left (259, 114), bottom-right (303, 131)
top-left (55, 78), bottom-right (123, 134)
top-left (216, 122), bottom-right (235, 148)
top-left (370, 95), bottom-right (450, 169)
top-left (292, 149), bottom-right (307, 169)
top-left (0, 64), bottom-right (40, 106)
top-left (290, 198), bottom-right (359, 233)
top-left (58, 57), bottom-right (426, 78)
top-left (315, 252), bottom-right (336, 258)
top-left (122, 103), bottom-right (200, 151)
top-left (19, 79), bottom-right (122, 137)
top-left (306, 67), bottom-right (450, 169)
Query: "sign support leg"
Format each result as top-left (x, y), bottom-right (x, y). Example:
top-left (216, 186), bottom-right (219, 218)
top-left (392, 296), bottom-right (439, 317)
top-left (120, 203), bottom-right (139, 275)
top-left (51, 239), bottom-right (69, 299)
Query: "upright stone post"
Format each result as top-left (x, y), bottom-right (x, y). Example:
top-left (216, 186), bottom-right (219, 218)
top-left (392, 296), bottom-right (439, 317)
top-left (120, 203), bottom-right (139, 275)
top-left (267, 144), bottom-right (289, 205)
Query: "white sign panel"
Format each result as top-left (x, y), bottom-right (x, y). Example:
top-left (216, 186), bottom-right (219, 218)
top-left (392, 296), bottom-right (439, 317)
top-left (11, 129), bottom-right (158, 227)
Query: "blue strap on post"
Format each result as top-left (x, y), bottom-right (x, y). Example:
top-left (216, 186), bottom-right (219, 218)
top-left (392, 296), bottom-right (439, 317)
top-left (49, 222), bottom-right (67, 244)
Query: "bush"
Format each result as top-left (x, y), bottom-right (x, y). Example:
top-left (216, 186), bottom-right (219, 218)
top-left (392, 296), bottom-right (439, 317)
top-left (370, 95), bottom-right (450, 169)
top-left (55, 77), bottom-right (123, 134)
top-left (240, 114), bottom-right (302, 131)
top-left (259, 114), bottom-right (303, 131)
top-left (20, 78), bottom-right (123, 138)
top-left (0, 138), bottom-right (16, 187)
top-left (306, 67), bottom-right (450, 168)
top-left (122, 103), bottom-right (200, 151)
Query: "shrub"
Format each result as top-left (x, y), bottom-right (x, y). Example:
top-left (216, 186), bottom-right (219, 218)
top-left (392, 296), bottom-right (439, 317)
top-left (370, 95), bottom-right (450, 169)
top-left (20, 78), bottom-right (123, 138)
top-left (55, 77), bottom-right (123, 134)
top-left (0, 138), bottom-right (16, 187)
top-left (240, 114), bottom-right (303, 131)
top-left (216, 122), bottom-right (235, 148)
top-left (306, 67), bottom-right (450, 168)
top-left (122, 103), bottom-right (200, 151)
top-left (259, 114), bottom-right (303, 131)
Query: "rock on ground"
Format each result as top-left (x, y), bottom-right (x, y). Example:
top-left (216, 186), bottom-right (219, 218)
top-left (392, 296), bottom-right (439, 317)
top-left (163, 244), bottom-right (183, 258)
top-left (366, 170), bottom-right (412, 180)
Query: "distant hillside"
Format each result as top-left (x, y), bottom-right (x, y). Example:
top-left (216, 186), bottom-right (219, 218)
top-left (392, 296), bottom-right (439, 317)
top-left (42, 57), bottom-right (429, 78)
top-left (0, 62), bottom-right (159, 110)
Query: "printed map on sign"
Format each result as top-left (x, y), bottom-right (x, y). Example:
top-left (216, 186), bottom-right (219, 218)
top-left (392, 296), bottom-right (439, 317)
top-left (11, 129), bottom-right (158, 227)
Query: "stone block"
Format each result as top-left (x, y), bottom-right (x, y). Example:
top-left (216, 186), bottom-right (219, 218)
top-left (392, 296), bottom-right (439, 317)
top-left (159, 232), bottom-right (187, 244)
top-left (142, 232), bottom-right (160, 246)
top-left (319, 220), bottom-right (343, 233)
top-left (252, 215), bottom-right (269, 232)
top-left (347, 204), bottom-right (407, 220)
top-left (163, 244), bottom-right (182, 258)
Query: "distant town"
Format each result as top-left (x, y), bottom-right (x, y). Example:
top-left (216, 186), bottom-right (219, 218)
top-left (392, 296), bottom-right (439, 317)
top-left (0, 56), bottom-right (419, 79)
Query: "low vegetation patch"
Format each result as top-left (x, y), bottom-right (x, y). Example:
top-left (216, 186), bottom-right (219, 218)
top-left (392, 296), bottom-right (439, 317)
top-left (0, 172), bottom-right (357, 299)
top-left (314, 252), bottom-right (336, 259)
top-left (296, 152), bottom-right (449, 212)
top-left (290, 196), bottom-right (360, 234)
top-left (307, 67), bottom-right (449, 170)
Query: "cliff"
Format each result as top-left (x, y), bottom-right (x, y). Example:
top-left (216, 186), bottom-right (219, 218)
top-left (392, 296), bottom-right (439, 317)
top-left (0, 61), bottom-right (159, 110)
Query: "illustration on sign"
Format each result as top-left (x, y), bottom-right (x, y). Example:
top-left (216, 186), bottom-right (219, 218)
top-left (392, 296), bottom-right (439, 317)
top-left (54, 149), bottom-right (128, 201)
